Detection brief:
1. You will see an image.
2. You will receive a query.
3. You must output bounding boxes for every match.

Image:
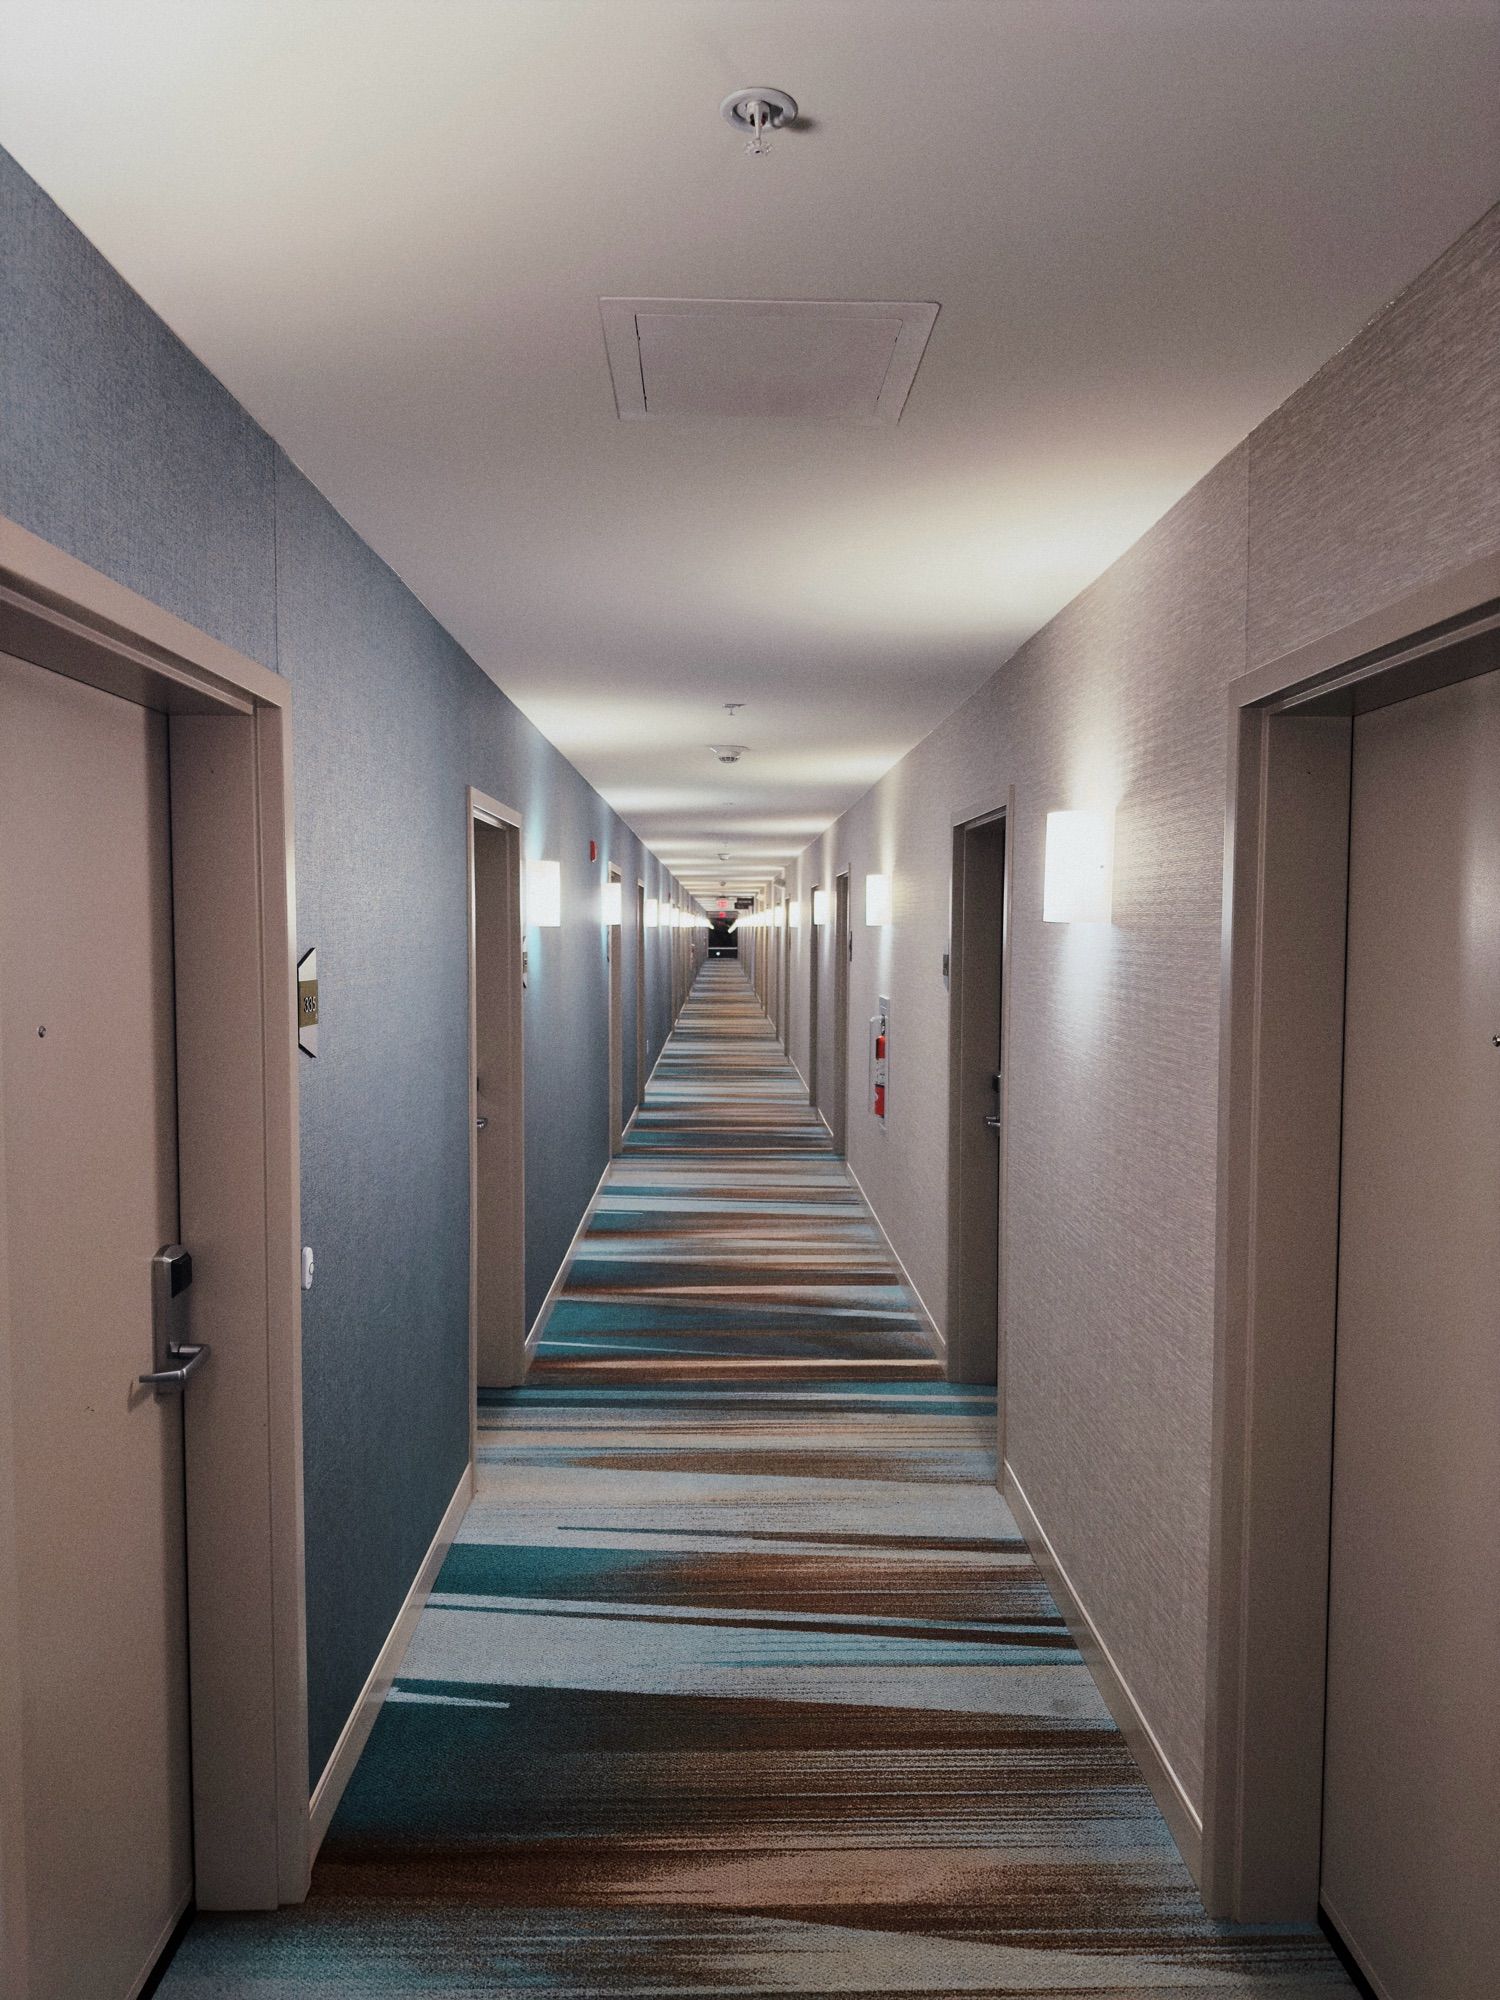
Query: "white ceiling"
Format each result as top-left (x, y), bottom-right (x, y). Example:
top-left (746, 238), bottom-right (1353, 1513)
top-left (3, 2), bottom-right (1498, 897)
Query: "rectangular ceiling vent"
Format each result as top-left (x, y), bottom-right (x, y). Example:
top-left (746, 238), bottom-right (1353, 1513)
top-left (600, 297), bottom-right (939, 425)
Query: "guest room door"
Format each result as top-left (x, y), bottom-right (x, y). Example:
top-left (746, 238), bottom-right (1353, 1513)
top-left (1321, 666), bottom-right (1500, 1997)
top-left (1, 650), bottom-right (193, 2000)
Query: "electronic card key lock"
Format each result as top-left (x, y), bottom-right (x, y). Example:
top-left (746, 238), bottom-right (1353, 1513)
top-left (139, 1244), bottom-right (211, 1396)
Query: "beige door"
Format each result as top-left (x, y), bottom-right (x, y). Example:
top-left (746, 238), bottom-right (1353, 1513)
top-left (634, 882), bottom-right (647, 1103)
top-left (472, 808), bottom-right (525, 1389)
top-left (948, 813), bottom-right (1006, 1385)
top-left (607, 868), bottom-right (623, 1154)
top-left (1, 653), bottom-right (192, 1998)
top-left (1323, 667), bottom-right (1500, 1997)
top-left (808, 885), bottom-right (821, 1107)
top-left (829, 873), bottom-right (851, 1154)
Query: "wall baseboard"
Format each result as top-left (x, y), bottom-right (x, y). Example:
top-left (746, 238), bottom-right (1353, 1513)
top-left (842, 1155), bottom-right (947, 1358)
top-left (1003, 1459), bottom-right (1204, 1883)
top-left (526, 1138), bottom-right (631, 1357)
top-left (524, 976), bottom-right (692, 1352)
top-left (307, 1462), bottom-right (473, 1862)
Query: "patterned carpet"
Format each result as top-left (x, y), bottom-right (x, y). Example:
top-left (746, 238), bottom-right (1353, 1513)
top-left (531, 963), bottom-right (936, 1384)
top-left (163, 961), bottom-right (1351, 1996)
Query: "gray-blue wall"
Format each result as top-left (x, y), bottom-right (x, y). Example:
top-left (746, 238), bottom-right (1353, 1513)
top-left (1, 147), bottom-right (683, 1776)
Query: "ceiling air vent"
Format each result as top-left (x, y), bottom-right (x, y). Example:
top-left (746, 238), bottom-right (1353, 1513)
top-left (600, 297), bottom-right (939, 425)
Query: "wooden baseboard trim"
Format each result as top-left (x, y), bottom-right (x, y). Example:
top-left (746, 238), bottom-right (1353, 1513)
top-left (523, 1023), bottom-right (679, 1356)
top-left (525, 1151), bottom-right (621, 1357)
top-left (1003, 1458), bottom-right (1204, 1882)
top-left (128, 1886), bottom-right (192, 2000)
top-left (307, 1462), bottom-right (472, 1862)
top-left (842, 1156), bottom-right (947, 1357)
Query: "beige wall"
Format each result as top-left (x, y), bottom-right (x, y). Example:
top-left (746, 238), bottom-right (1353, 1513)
top-left (788, 202), bottom-right (1500, 1825)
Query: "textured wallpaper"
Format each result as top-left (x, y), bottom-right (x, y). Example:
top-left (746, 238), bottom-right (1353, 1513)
top-left (1, 147), bottom-right (686, 1779)
top-left (786, 201), bottom-right (1500, 1822)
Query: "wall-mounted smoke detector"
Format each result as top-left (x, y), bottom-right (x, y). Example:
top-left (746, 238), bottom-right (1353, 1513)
top-left (720, 86), bottom-right (798, 156)
top-left (600, 297), bottom-right (939, 425)
top-left (709, 744), bottom-right (748, 764)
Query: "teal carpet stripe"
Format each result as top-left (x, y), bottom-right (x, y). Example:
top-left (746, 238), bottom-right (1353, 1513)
top-left (162, 962), bottom-right (1351, 1995)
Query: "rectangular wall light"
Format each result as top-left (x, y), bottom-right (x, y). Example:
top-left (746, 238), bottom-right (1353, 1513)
top-left (602, 880), bottom-right (622, 926)
top-left (865, 873), bottom-right (892, 926)
top-left (789, 899), bottom-right (801, 928)
top-left (644, 897), bottom-right (658, 929)
top-left (1043, 809), bottom-right (1114, 923)
top-left (812, 889), bottom-right (829, 927)
top-left (526, 858), bottom-right (561, 928)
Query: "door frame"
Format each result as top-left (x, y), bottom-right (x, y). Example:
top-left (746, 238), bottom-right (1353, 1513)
top-left (634, 880), bottom-right (647, 1105)
top-left (0, 516), bottom-right (309, 1962)
top-left (607, 863), bottom-right (624, 1154)
top-left (807, 883), bottom-right (821, 1109)
top-left (1204, 552), bottom-right (1500, 1923)
top-left (946, 798), bottom-right (1014, 1396)
top-left (829, 871), bottom-right (851, 1155)
top-left (467, 790), bottom-right (525, 1396)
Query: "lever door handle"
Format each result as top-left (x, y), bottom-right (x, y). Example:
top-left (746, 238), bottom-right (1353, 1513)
top-left (140, 1343), bottom-right (211, 1395)
top-left (985, 1115), bottom-right (1003, 1131)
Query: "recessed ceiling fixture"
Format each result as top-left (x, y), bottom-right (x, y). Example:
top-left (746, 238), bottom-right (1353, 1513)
top-left (709, 744), bottom-right (748, 764)
top-left (720, 87), bottom-right (798, 157)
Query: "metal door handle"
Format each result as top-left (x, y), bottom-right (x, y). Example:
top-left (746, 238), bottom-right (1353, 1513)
top-left (139, 1343), bottom-right (211, 1395)
top-left (476, 1116), bottom-right (488, 1130)
top-left (985, 1115), bottom-right (1003, 1131)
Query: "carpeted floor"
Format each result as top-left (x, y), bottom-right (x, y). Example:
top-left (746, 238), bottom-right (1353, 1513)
top-left (163, 960), bottom-right (1351, 1995)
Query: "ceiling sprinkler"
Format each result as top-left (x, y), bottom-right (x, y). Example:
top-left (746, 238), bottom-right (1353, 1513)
top-left (709, 744), bottom-right (748, 764)
top-left (720, 88), bottom-right (798, 157)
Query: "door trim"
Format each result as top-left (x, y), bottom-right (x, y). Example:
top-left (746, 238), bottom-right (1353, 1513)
top-left (0, 516), bottom-right (308, 1951)
top-left (829, 872), bottom-right (851, 1155)
top-left (467, 791), bottom-right (525, 1394)
top-left (807, 882), bottom-right (821, 1109)
top-left (1204, 551), bottom-right (1500, 1923)
top-left (607, 864), bottom-right (624, 1155)
top-left (634, 880), bottom-right (647, 1106)
top-left (945, 798), bottom-right (1013, 1396)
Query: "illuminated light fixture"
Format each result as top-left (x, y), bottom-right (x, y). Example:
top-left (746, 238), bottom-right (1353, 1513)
top-left (812, 889), bottom-right (829, 927)
top-left (789, 900), bottom-right (801, 928)
top-left (526, 858), bottom-right (561, 928)
top-left (644, 897), bottom-right (658, 929)
top-left (865, 873), bottom-right (892, 926)
top-left (602, 880), bottom-right (623, 926)
top-left (1043, 808), bottom-right (1114, 923)
top-left (773, 903), bottom-right (785, 928)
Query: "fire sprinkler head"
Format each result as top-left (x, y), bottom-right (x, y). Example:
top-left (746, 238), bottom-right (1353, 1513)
top-left (709, 744), bottom-right (748, 765)
top-left (720, 87), bottom-right (798, 156)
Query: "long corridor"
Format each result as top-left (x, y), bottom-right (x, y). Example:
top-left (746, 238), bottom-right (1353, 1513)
top-left (165, 963), bottom-right (1349, 1995)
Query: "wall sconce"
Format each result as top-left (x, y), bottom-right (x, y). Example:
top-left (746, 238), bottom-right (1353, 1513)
top-left (602, 880), bottom-right (622, 926)
top-left (1043, 809), bottom-right (1114, 923)
top-left (773, 902), bottom-right (786, 929)
top-left (644, 897), bottom-right (658, 929)
top-left (812, 889), bottom-right (829, 927)
top-left (865, 873), bottom-right (892, 926)
top-left (788, 900), bottom-right (801, 928)
top-left (525, 858), bottom-right (561, 928)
